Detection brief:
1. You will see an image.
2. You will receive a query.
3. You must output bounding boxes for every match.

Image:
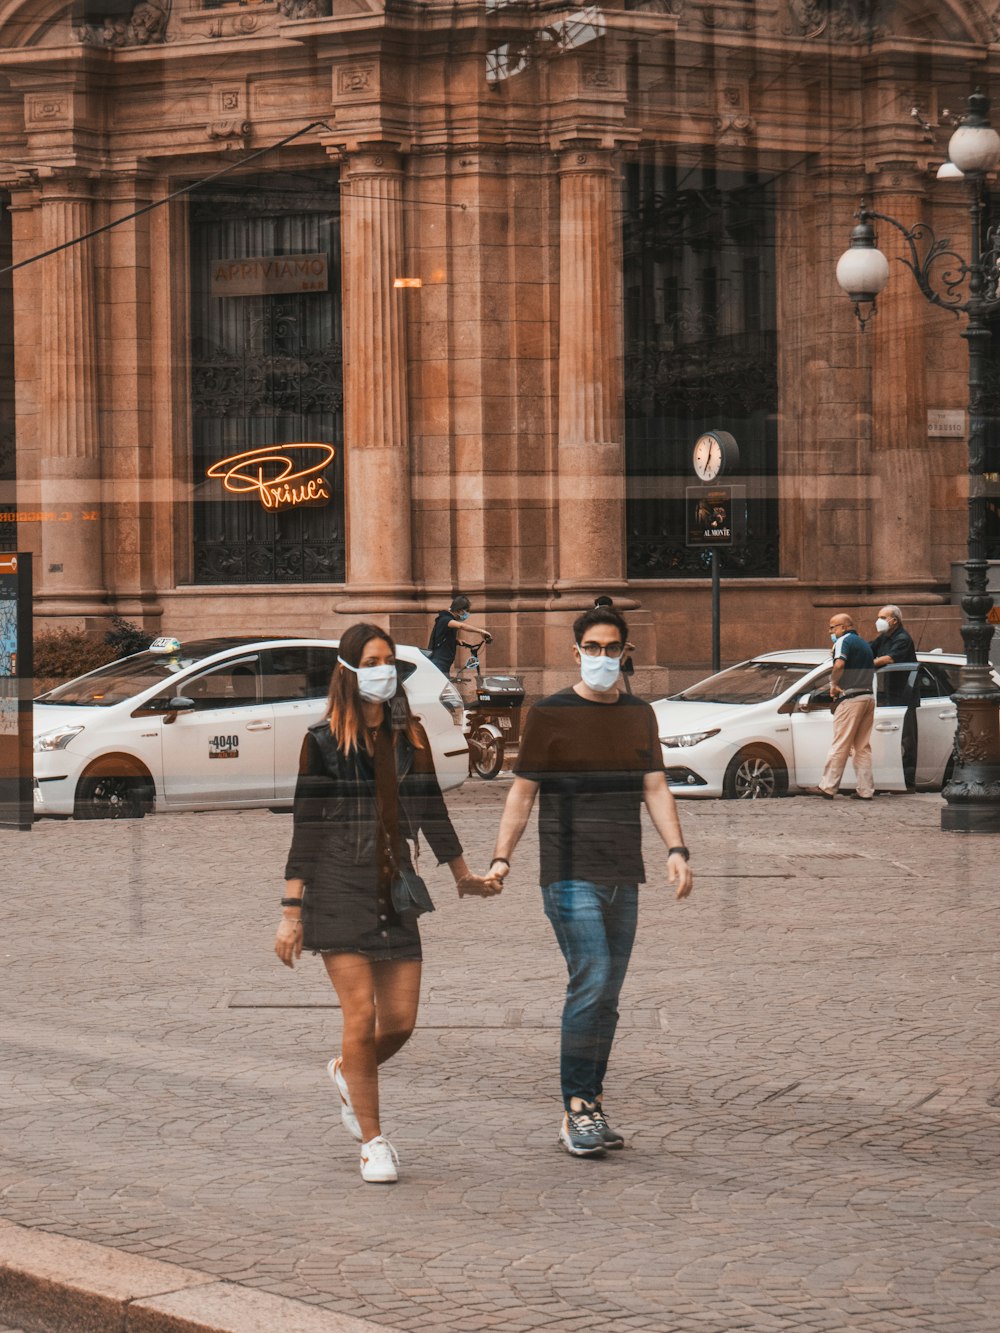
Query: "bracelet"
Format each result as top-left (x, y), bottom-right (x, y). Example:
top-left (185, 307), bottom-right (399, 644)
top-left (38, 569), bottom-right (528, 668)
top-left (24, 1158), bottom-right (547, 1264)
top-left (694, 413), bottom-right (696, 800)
top-left (280, 897), bottom-right (304, 907)
top-left (490, 857), bottom-right (510, 868)
top-left (667, 846), bottom-right (690, 861)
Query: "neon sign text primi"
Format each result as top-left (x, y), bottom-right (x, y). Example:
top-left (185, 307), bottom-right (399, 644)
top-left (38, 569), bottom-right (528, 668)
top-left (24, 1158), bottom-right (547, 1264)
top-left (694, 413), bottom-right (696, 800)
top-left (206, 444), bottom-right (335, 512)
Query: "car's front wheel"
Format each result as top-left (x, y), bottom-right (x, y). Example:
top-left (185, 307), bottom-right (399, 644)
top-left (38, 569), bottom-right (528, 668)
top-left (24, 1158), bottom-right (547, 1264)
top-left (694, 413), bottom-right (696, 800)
top-left (723, 746), bottom-right (788, 799)
top-left (75, 763), bottom-right (152, 820)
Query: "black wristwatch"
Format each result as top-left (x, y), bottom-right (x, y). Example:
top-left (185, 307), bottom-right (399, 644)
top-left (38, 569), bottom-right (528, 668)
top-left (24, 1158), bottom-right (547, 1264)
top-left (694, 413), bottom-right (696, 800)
top-left (667, 846), bottom-right (690, 861)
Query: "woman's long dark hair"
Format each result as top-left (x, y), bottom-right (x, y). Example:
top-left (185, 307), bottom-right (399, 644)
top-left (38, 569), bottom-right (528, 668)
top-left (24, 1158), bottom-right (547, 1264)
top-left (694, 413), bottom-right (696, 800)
top-left (325, 621), bottom-right (423, 754)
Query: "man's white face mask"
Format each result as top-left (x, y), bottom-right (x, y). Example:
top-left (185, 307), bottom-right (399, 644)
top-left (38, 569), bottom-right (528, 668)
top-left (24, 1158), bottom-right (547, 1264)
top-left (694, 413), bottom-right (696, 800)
top-left (578, 654), bottom-right (621, 693)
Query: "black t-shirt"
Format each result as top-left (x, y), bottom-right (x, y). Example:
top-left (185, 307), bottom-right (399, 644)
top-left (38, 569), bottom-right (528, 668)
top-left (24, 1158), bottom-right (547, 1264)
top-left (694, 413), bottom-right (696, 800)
top-left (513, 687), bottom-right (666, 888)
top-left (428, 610), bottom-right (458, 671)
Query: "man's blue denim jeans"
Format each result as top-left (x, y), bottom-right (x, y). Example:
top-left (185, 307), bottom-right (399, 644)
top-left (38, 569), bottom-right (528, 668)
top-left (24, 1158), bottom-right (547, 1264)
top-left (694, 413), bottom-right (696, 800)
top-left (541, 880), bottom-right (638, 1110)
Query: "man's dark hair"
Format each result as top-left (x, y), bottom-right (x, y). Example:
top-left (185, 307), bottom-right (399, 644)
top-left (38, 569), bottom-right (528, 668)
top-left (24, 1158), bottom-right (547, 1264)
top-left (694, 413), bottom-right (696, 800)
top-left (450, 594), bottom-right (471, 613)
top-left (593, 594), bottom-right (613, 608)
top-left (573, 606), bottom-right (628, 644)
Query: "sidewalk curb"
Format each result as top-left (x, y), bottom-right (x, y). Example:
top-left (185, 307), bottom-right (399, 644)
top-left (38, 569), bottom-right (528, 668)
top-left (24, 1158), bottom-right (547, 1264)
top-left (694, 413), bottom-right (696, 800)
top-left (0, 1221), bottom-right (383, 1333)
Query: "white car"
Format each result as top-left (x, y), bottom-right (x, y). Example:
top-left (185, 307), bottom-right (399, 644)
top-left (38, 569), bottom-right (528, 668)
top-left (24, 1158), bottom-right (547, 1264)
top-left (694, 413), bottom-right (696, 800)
top-left (33, 637), bottom-right (468, 819)
top-left (653, 649), bottom-right (969, 799)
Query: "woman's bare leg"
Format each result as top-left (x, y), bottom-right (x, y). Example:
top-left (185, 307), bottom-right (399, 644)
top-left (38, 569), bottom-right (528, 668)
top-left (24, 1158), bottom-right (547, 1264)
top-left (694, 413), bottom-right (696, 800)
top-left (323, 953), bottom-right (380, 1142)
top-left (372, 959), bottom-right (422, 1065)
top-left (322, 956), bottom-right (422, 1142)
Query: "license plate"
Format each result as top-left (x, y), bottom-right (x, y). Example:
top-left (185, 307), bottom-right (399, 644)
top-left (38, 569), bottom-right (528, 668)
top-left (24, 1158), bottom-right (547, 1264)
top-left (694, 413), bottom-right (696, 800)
top-left (499, 717), bottom-right (511, 729)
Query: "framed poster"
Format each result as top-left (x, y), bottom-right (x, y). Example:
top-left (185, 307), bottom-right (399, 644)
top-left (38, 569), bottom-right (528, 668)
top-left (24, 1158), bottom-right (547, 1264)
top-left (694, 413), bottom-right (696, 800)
top-left (685, 486), bottom-right (747, 548)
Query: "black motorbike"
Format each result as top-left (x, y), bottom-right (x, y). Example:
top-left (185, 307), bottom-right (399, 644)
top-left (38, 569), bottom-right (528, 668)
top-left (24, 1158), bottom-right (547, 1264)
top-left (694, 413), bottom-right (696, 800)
top-left (453, 639), bottom-right (525, 779)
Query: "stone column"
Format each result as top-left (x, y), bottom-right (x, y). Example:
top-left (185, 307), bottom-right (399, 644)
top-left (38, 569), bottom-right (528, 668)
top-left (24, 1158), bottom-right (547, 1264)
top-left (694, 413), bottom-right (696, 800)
top-left (339, 148), bottom-right (413, 594)
top-left (101, 170), bottom-right (160, 625)
top-left (37, 171), bottom-right (106, 617)
top-left (555, 147), bottom-right (625, 591)
top-left (868, 163), bottom-right (933, 588)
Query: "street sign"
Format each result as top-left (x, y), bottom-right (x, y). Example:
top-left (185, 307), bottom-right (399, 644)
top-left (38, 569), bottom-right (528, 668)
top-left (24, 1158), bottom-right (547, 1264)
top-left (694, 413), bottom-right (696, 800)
top-left (0, 552), bottom-right (32, 830)
top-left (685, 485), bottom-right (747, 548)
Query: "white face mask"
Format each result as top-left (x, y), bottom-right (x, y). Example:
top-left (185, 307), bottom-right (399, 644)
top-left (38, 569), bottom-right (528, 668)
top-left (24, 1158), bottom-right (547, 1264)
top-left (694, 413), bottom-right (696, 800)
top-left (875, 617), bottom-right (890, 634)
top-left (579, 653), bottom-right (621, 693)
top-left (338, 658), bottom-right (398, 703)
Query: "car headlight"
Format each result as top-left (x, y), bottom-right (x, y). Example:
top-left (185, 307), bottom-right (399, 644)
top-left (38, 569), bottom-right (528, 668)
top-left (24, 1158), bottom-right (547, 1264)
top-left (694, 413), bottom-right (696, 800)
top-left (660, 728), bottom-right (720, 749)
top-left (34, 725), bottom-right (85, 752)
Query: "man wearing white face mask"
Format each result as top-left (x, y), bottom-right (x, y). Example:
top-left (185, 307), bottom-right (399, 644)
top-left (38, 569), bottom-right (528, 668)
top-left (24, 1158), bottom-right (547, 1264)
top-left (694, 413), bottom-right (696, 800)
top-left (486, 607), bottom-right (693, 1158)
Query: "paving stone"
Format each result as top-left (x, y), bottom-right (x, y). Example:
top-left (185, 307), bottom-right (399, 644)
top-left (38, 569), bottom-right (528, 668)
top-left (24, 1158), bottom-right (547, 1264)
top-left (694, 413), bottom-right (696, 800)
top-left (1, 790), bottom-right (999, 1330)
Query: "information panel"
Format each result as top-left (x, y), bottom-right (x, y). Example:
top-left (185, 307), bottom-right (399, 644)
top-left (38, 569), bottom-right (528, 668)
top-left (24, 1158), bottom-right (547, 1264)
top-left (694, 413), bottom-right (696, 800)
top-left (0, 552), bottom-right (32, 830)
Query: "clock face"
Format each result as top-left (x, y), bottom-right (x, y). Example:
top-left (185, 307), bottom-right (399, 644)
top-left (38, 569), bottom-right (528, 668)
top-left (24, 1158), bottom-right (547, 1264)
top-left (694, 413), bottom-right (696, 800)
top-left (693, 430), bottom-right (739, 480)
top-left (693, 433), bottom-right (723, 481)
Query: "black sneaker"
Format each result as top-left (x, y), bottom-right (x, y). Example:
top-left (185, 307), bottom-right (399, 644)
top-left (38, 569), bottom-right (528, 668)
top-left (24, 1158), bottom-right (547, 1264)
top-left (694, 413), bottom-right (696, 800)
top-left (590, 1103), bottom-right (625, 1149)
top-left (559, 1107), bottom-right (606, 1157)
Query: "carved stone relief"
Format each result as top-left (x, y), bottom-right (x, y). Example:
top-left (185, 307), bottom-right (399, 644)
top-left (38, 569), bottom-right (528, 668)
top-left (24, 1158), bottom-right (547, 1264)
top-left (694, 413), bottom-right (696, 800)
top-left (25, 94), bottom-right (70, 127)
top-left (277, 0), bottom-right (331, 18)
top-left (74, 0), bottom-right (170, 47)
top-left (783, 0), bottom-right (988, 42)
top-left (716, 82), bottom-right (755, 145)
top-left (207, 120), bottom-right (252, 142)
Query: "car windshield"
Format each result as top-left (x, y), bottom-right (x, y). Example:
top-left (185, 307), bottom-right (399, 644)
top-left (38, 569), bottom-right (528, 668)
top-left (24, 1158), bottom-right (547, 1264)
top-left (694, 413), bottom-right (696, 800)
top-left (669, 660), bottom-right (817, 705)
top-left (35, 652), bottom-right (205, 707)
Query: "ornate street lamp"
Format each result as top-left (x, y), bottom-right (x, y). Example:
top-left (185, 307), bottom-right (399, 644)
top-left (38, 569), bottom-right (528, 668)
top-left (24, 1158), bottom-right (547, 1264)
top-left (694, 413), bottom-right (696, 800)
top-left (836, 89), bottom-right (1000, 833)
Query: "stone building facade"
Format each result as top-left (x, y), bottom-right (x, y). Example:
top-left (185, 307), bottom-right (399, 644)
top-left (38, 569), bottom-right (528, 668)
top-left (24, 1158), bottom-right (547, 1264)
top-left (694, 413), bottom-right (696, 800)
top-left (1, 0), bottom-right (998, 690)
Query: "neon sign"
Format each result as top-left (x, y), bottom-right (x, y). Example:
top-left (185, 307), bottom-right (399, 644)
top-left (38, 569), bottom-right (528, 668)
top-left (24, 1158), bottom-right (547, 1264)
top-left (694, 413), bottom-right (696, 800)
top-left (206, 444), bottom-right (335, 512)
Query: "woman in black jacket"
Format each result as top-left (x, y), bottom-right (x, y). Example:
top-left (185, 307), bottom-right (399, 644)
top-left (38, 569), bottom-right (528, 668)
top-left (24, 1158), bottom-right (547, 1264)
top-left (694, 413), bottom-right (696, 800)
top-left (274, 622), bottom-right (496, 1183)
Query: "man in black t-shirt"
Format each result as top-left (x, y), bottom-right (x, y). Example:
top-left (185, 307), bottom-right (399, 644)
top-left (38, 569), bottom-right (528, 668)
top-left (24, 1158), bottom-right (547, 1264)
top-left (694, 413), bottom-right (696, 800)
top-left (487, 607), bottom-right (693, 1158)
top-left (427, 594), bottom-right (492, 676)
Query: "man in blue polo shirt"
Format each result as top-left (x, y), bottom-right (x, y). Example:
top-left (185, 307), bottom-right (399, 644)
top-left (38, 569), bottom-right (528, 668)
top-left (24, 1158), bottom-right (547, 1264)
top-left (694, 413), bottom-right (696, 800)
top-left (817, 612), bottom-right (876, 800)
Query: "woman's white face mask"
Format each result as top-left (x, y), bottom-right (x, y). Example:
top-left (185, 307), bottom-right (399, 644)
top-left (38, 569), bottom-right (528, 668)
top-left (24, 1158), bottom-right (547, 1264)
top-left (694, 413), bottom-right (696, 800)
top-left (338, 658), bottom-right (398, 703)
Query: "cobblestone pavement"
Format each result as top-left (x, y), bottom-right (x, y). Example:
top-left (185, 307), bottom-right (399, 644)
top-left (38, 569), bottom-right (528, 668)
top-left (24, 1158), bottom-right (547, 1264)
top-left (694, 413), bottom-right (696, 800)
top-left (2, 782), bottom-right (999, 1332)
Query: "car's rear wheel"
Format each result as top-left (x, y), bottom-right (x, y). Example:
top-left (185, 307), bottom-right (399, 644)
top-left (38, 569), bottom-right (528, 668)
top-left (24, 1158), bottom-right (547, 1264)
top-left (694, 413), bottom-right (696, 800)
top-left (75, 763), bottom-right (152, 820)
top-left (723, 746), bottom-right (788, 800)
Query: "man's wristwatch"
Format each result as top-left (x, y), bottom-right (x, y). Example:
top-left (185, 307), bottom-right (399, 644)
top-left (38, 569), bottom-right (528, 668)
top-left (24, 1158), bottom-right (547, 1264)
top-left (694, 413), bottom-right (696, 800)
top-left (667, 846), bottom-right (690, 861)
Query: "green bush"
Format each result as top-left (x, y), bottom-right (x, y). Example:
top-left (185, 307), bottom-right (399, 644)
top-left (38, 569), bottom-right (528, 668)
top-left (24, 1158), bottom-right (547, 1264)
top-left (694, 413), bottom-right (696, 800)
top-left (105, 614), bottom-right (154, 659)
top-left (33, 628), bottom-right (116, 695)
top-left (33, 616), bottom-right (153, 694)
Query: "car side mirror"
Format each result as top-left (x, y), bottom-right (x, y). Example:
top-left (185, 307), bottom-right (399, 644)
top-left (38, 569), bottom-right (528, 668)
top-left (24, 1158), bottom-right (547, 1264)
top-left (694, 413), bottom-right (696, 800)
top-left (162, 695), bottom-right (195, 725)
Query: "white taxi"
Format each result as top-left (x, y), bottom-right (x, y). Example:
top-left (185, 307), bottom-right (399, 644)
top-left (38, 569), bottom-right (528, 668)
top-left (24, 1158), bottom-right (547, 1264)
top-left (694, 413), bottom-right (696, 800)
top-left (33, 637), bottom-right (468, 819)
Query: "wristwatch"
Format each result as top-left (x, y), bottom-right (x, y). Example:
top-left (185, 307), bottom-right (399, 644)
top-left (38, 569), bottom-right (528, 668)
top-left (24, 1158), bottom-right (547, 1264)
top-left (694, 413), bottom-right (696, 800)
top-left (667, 846), bottom-right (690, 861)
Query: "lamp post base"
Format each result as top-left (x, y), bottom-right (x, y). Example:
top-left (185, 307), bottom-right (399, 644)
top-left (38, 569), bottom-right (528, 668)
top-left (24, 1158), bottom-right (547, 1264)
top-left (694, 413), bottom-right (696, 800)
top-left (941, 795), bottom-right (1000, 832)
top-left (941, 759), bottom-right (1000, 833)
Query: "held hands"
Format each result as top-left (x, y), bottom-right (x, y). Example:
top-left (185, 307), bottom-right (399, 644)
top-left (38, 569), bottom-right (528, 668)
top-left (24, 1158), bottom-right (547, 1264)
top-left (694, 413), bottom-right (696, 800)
top-left (667, 851), bottom-right (693, 901)
top-left (457, 872), bottom-right (503, 898)
top-left (274, 917), bottom-right (303, 968)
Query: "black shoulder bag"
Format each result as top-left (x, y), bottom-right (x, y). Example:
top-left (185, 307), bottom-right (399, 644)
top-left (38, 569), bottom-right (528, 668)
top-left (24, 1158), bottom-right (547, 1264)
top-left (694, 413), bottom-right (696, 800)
top-left (362, 748), bottom-right (435, 918)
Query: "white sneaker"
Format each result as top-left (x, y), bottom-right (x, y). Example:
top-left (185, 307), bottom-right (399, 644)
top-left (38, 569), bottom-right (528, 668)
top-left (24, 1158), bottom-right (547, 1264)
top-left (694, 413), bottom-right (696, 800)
top-left (327, 1057), bottom-right (362, 1142)
top-left (360, 1135), bottom-right (399, 1183)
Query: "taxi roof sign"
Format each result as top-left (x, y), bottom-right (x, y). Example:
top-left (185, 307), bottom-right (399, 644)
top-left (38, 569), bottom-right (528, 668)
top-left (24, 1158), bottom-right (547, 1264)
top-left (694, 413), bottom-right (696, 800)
top-left (148, 636), bottom-right (181, 653)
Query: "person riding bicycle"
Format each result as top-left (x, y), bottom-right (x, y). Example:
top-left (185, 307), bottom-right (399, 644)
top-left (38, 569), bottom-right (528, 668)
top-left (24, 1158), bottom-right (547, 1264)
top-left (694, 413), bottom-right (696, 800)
top-left (427, 595), bottom-right (491, 676)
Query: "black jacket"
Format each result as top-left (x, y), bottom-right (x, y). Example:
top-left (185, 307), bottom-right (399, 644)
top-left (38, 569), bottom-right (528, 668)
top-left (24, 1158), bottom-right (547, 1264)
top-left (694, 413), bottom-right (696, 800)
top-left (283, 719), bottom-right (463, 891)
